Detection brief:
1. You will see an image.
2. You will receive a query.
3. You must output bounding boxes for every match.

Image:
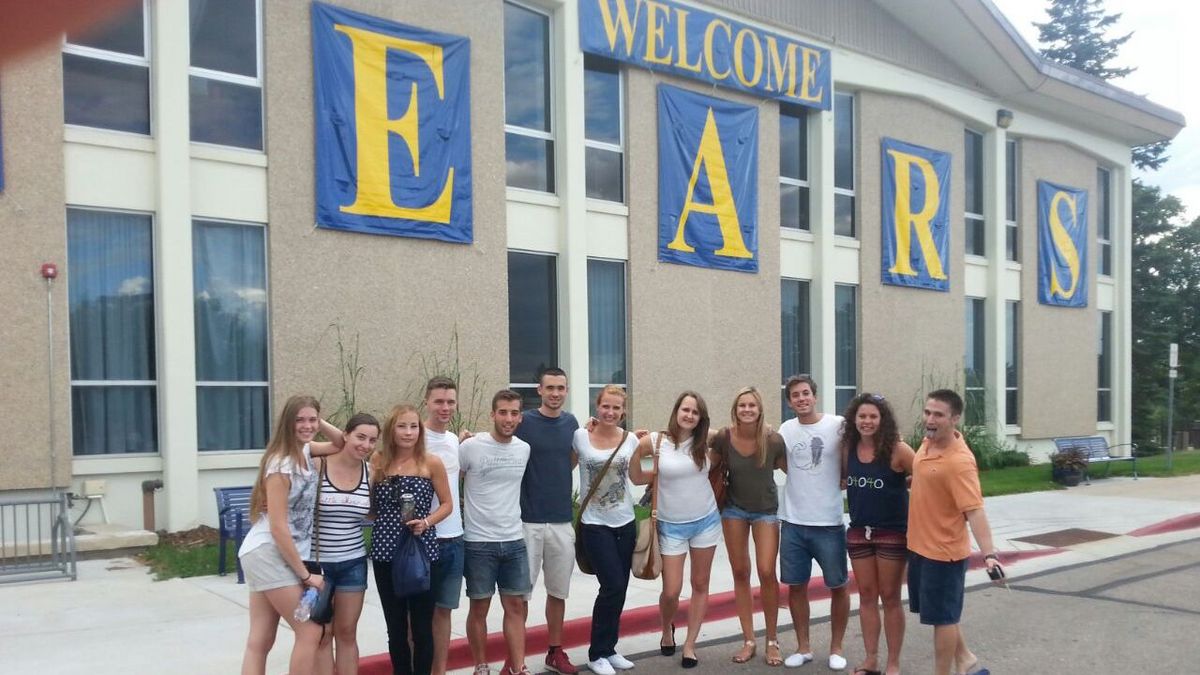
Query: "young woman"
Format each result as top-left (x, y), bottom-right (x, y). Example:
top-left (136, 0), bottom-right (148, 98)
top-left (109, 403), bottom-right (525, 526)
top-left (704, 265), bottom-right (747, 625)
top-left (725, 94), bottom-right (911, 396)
top-left (573, 385), bottom-right (640, 675)
top-left (709, 387), bottom-right (788, 666)
top-left (238, 395), bottom-right (344, 675)
top-left (630, 391), bottom-right (718, 670)
top-left (314, 413), bottom-right (381, 675)
top-left (841, 393), bottom-right (915, 675)
top-left (370, 403), bottom-right (453, 675)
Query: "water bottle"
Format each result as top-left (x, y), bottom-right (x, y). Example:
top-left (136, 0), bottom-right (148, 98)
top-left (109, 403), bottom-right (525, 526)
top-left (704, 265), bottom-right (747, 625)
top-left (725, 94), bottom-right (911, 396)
top-left (294, 586), bottom-right (318, 622)
top-left (400, 492), bottom-right (416, 523)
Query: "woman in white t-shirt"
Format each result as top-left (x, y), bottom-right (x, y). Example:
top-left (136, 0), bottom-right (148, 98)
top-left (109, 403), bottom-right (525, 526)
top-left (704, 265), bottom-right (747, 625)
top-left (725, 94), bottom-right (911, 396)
top-left (630, 391), bottom-right (719, 670)
top-left (572, 385), bottom-right (639, 675)
top-left (238, 395), bottom-right (345, 675)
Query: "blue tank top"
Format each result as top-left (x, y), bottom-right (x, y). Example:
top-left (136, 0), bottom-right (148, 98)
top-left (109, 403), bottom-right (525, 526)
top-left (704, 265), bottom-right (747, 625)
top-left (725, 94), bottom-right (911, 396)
top-left (846, 445), bottom-right (908, 531)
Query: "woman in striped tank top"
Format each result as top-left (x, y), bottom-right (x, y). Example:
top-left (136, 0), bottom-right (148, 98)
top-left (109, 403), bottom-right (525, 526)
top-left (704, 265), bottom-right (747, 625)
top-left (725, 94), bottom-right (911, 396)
top-left (313, 413), bottom-right (380, 675)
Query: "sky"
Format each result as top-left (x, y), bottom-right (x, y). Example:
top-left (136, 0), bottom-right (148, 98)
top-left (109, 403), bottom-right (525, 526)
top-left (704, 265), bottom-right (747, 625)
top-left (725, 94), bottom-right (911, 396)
top-left (991, 0), bottom-right (1198, 224)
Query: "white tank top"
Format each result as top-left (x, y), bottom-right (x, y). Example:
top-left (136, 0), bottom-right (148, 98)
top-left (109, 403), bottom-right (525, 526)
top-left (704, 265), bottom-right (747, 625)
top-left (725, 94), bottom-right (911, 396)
top-left (653, 432), bottom-right (717, 524)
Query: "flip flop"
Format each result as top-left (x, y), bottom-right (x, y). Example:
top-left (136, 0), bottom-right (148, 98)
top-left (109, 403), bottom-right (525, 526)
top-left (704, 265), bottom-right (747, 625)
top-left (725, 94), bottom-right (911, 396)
top-left (854, 670), bottom-right (882, 675)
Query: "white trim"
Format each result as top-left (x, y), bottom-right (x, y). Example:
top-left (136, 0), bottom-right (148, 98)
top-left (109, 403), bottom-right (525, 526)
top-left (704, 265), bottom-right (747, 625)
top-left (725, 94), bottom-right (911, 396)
top-left (62, 44), bottom-right (149, 67)
top-left (506, 187), bottom-right (562, 208)
top-left (72, 380), bottom-right (157, 387)
top-left (586, 199), bottom-right (629, 216)
top-left (197, 452), bottom-right (267, 470)
top-left (196, 381), bottom-right (271, 388)
top-left (65, 126), bottom-right (157, 152)
top-left (73, 456), bottom-right (163, 475)
top-left (505, 124), bottom-right (555, 142)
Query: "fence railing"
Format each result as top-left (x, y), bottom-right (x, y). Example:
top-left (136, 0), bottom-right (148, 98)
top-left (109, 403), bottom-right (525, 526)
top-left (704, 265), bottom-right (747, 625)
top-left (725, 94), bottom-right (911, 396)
top-left (0, 489), bottom-right (77, 584)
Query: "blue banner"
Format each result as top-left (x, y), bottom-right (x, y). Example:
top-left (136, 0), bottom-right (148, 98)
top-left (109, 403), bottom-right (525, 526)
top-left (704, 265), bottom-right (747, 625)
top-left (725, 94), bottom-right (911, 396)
top-left (1037, 180), bottom-right (1088, 307)
top-left (658, 85), bottom-right (758, 273)
top-left (312, 3), bottom-right (472, 243)
top-left (581, 0), bottom-right (830, 110)
top-left (880, 137), bottom-right (951, 291)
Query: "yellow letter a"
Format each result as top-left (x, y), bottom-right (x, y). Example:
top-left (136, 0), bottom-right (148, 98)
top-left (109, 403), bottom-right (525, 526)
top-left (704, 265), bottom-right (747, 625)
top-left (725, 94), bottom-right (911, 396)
top-left (668, 108), bottom-right (752, 258)
top-left (886, 148), bottom-right (946, 280)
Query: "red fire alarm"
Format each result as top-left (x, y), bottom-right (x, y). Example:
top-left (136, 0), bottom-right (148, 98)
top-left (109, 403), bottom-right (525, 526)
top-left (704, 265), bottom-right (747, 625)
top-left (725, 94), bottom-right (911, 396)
top-left (40, 262), bottom-right (58, 279)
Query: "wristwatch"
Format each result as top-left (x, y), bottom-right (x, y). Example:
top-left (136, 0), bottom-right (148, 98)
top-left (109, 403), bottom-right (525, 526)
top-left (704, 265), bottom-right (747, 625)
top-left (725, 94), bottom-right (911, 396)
top-left (984, 552), bottom-right (999, 562)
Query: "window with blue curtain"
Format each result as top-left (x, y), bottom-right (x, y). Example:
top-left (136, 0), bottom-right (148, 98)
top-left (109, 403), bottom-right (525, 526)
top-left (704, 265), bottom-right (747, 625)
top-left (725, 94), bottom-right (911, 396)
top-left (67, 208), bottom-right (158, 455)
top-left (63, 1), bottom-right (150, 134)
top-left (587, 259), bottom-right (627, 413)
top-left (833, 92), bottom-right (855, 237)
top-left (834, 284), bottom-right (858, 413)
top-left (1005, 301), bottom-right (1020, 426)
top-left (193, 220), bottom-right (270, 450)
top-left (189, 0), bottom-right (263, 150)
top-left (504, 2), bottom-right (555, 192)
top-left (965, 297), bottom-right (986, 425)
top-left (781, 279), bottom-right (811, 421)
top-left (507, 251), bottom-right (558, 409)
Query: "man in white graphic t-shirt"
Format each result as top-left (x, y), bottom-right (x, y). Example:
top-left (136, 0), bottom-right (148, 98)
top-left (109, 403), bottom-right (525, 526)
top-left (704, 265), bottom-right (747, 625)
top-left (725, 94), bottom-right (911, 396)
top-left (778, 375), bottom-right (850, 671)
top-left (423, 376), bottom-right (464, 675)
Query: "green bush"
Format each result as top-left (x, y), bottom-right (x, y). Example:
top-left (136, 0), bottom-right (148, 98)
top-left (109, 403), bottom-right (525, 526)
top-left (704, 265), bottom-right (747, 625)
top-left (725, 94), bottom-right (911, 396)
top-left (908, 422), bottom-right (1030, 470)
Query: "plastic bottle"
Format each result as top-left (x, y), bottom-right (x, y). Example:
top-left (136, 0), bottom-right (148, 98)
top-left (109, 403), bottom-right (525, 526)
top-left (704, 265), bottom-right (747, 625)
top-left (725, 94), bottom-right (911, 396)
top-left (294, 587), bottom-right (318, 622)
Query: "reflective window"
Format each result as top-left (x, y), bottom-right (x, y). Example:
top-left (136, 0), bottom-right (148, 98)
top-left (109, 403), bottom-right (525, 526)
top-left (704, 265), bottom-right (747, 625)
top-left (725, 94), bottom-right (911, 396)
top-left (781, 279), bottom-right (811, 420)
top-left (587, 259), bottom-right (627, 413)
top-left (189, 0), bottom-right (263, 149)
top-left (1006, 139), bottom-right (1019, 262)
top-left (1097, 167), bottom-right (1112, 276)
top-left (63, 2), bottom-right (150, 134)
top-left (833, 93), bottom-right (855, 237)
top-left (965, 129), bottom-right (986, 257)
top-left (67, 208), bottom-right (157, 455)
top-left (965, 297), bottom-right (986, 425)
top-left (508, 251), bottom-right (558, 409)
top-left (1005, 301), bottom-right (1019, 426)
top-left (584, 56), bottom-right (623, 202)
top-left (835, 284), bottom-right (857, 412)
top-left (193, 220), bottom-right (270, 451)
top-left (504, 2), bottom-right (555, 192)
top-left (1098, 312), bottom-right (1112, 422)
top-left (779, 106), bottom-right (810, 231)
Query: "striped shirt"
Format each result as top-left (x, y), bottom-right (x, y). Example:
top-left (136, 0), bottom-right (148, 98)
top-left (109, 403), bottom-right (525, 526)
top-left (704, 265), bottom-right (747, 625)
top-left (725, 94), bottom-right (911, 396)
top-left (312, 461), bottom-right (371, 563)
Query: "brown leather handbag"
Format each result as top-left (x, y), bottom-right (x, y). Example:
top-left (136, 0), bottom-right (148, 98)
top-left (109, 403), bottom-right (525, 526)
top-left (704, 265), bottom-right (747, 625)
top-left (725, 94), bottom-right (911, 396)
top-left (632, 432), bottom-right (664, 581)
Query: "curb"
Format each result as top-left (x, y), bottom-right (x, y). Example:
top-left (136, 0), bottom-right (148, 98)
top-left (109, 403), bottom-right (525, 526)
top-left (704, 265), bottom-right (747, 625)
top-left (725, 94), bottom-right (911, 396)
top-left (1128, 511), bottom-right (1200, 537)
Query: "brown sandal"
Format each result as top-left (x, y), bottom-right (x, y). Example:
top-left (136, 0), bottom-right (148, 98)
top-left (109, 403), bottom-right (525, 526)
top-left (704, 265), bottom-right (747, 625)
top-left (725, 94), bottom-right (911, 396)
top-left (765, 640), bottom-right (783, 667)
top-left (731, 640), bottom-right (756, 663)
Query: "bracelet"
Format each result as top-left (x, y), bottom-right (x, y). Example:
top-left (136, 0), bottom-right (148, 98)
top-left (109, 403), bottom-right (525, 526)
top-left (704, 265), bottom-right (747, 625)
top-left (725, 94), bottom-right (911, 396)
top-left (984, 553), bottom-right (999, 561)
top-left (301, 572), bottom-right (312, 582)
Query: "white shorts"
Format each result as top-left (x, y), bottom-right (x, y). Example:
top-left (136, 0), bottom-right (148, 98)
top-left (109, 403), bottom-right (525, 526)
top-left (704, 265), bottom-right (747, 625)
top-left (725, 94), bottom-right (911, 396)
top-left (523, 521), bottom-right (575, 599)
top-left (240, 543), bottom-right (302, 592)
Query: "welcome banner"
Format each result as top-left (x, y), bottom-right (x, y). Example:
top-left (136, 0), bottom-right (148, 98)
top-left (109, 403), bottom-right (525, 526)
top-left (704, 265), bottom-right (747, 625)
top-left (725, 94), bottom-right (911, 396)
top-left (313, 3), bottom-right (472, 243)
top-left (1037, 180), bottom-right (1089, 307)
top-left (580, 0), bottom-right (830, 110)
top-left (658, 85), bottom-right (758, 273)
top-left (880, 137), bottom-right (951, 291)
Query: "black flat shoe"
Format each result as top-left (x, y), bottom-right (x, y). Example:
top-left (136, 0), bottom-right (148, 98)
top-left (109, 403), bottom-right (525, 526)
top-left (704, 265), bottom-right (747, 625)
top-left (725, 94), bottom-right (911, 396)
top-left (660, 623), bottom-right (676, 656)
top-left (681, 655), bottom-right (699, 669)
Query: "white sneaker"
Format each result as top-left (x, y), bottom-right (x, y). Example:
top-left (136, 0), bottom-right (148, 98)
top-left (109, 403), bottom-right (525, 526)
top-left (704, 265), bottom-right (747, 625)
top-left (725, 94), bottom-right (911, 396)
top-left (606, 653), bottom-right (636, 670)
top-left (784, 652), bottom-right (814, 668)
top-left (588, 657), bottom-right (616, 675)
top-left (828, 654), bottom-right (847, 671)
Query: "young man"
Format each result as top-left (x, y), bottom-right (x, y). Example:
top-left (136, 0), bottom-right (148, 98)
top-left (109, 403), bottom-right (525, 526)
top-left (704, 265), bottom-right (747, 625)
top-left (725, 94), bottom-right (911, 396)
top-left (907, 390), bottom-right (1001, 675)
top-left (778, 375), bottom-right (850, 671)
top-left (423, 376), bottom-right (464, 675)
top-left (514, 367), bottom-right (581, 674)
top-left (461, 390), bottom-right (534, 675)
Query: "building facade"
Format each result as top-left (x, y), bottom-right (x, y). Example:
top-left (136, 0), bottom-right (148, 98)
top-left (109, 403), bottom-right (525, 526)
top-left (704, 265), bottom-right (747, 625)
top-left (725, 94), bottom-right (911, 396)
top-left (0, 0), bottom-right (1182, 531)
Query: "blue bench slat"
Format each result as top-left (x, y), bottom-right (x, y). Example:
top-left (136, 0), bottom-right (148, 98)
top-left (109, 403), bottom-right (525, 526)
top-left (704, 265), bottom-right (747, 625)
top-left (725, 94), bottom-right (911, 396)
top-left (214, 486), bottom-right (254, 583)
top-left (1051, 436), bottom-right (1138, 482)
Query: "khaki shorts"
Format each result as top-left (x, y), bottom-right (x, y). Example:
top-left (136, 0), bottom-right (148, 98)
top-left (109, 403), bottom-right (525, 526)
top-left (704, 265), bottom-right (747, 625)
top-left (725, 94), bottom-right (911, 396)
top-left (240, 543), bottom-right (302, 592)
top-left (523, 521), bottom-right (574, 599)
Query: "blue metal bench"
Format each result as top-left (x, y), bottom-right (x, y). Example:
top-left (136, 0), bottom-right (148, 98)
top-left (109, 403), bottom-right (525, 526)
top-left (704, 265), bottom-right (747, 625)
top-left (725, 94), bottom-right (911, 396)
top-left (1052, 436), bottom-right (1138, 483)
top-left (214, 486), bottom-right (253, 583)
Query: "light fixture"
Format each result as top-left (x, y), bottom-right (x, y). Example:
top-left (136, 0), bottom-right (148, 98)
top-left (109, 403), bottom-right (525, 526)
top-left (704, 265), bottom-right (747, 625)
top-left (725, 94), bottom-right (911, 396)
top-left (996, 108), bottom-right (1014, 129)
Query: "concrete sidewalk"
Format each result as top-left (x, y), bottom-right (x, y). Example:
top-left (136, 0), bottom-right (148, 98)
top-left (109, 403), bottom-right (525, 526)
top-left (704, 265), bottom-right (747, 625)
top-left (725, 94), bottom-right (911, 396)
top-left (1, 475), bottom-right (1197, 675)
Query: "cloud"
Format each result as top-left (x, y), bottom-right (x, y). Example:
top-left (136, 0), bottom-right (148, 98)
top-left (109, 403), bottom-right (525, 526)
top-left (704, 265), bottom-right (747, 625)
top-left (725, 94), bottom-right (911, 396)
top-left (117, 276), bottom-right (150, 296)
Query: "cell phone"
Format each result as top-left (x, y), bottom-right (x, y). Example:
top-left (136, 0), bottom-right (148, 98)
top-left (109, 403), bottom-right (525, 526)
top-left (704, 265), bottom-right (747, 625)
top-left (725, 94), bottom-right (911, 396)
top-left (986, 562), bottom-right (1006, 581)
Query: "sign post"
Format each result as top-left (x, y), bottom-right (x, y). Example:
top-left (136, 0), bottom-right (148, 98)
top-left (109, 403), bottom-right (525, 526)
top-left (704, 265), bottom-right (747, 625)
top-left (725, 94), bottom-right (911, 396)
top-left (1167, 343), bottom-right (1178, 471)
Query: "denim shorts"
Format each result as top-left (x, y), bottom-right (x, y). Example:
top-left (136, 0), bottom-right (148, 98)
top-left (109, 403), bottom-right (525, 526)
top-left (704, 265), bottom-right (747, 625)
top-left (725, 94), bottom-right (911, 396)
top-left (319, 556), bottom-right (369, 593)
top-left (780, 522), bottom-right (849, 588)
top-left (431, 537), bottom-right (465, 609)
top-left (721, 503), bottom-right (780, 524)
top-left (907, 552), bottom-right (967, 626)
top-left (464, 539), bottom-right (532, 599)
top-left (658, 509), bottom-right (722, 555)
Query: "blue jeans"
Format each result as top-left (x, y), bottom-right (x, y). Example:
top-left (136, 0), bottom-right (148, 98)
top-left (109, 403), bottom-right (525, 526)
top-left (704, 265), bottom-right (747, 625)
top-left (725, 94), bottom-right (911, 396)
top-left (721, 503), bottom-right (780, 524)
top-left (430, 537), bottom-right (464, 609)
top-left (581, 521), bottom-right (636, 661)
top-left (463, 539), bottom-right (531, 599)
top-left (319, 556), bottom-right (369, 593)
top-left (780, 522), bottom-right (849, 588)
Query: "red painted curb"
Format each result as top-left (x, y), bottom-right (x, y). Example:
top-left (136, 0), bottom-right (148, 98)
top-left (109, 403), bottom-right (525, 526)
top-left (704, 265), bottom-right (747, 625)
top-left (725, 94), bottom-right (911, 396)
top-left (359, 548), bottom-right (1059, 674)
top-left (1128, 511), bottom-right (1200, 537)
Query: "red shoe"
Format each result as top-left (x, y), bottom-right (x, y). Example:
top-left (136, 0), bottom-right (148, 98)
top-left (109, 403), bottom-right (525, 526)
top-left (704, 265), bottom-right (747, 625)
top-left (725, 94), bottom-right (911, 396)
top-left (545, 648), bottom-right (579, 674)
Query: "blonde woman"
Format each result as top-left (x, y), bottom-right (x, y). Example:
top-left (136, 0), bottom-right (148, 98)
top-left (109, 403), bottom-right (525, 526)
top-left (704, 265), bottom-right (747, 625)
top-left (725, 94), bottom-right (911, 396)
top-left (370, 403), bottom-right (453, 675)
top-left (238, 395), bottom-right (344, 675)
top-left (710, 387), bottom-right (788, 666)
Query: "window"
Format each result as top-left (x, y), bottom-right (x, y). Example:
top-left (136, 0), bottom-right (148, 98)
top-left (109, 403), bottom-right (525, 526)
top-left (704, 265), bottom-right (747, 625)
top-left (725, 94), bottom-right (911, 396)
top-left (63, 1), bottom-right (150, 134)
top-left (587, 259), bottom-right (627, 411)
top-left (1097, 167), bottom-right (1112, 276)
top-left (964, 297), bottom-right (986, 426)
top-left (189, 0), bottom-right (263, 150)
top-left (1005, 301), bottom-right (1019, 426)
top-left (834, 284), bottom-right (857, 412)
top-left (508, 251), bottom-right (558, 409)
top-left (504, 2), bottom-right (554, 192)
top-left (67, 208), bottom-right (157, 455)
top-left (779, 105), bottom-right (810, 231)
top-left (1098, 311), bottom-right (1112, 422)
top-left (833, 93), bottom-right (855, 237)
top-left (1005, 139), bottom-right (1019, 262)
top-left (781, 279), bottom-right (811, 420)
top-left (584, 56), bottom-right (623, 202)
top-left (193, 220), bottom-right (270, 451)
top-left (965, 130), bottom-right (985, 257)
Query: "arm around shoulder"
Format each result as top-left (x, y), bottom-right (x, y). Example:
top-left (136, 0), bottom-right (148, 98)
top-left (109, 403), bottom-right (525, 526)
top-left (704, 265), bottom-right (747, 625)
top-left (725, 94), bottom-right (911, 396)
top-left (628, 433), bottom-right (654, 485)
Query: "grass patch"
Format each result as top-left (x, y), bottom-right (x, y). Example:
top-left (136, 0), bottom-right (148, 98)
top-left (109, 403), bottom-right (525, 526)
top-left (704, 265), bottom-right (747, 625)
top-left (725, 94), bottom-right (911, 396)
top-left (978, 448), bottom-right (1200, 498)
top-left (140, 541), bottom-right (234, 580)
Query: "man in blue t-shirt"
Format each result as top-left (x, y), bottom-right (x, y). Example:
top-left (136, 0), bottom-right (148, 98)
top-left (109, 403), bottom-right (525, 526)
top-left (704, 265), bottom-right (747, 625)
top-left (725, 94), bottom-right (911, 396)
top-left (515, 367), bottom-right (581, 674)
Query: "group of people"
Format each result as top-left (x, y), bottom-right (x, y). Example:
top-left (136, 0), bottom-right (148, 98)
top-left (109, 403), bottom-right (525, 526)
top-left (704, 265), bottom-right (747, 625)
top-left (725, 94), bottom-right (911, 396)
top-left (235, 369), bottom-right (1002, 675)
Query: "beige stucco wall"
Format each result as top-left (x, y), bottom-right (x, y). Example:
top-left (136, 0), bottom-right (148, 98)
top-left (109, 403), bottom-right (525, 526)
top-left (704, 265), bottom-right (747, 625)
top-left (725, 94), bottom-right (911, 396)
top-left (1017, 138), bottom-right (1098, 439)
top-left (857, 90), bottom-right (969, 426)
top-left (263, 0), bottom-right (509, 424)
top-left (625, 70), bottom-right (781, 428)
top-left (0, 49), bottom-right (70, 490)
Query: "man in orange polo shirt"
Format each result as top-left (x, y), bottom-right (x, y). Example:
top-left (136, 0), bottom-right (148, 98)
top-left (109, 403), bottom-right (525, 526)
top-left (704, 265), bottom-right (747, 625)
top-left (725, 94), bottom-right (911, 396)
top-left (907, 390), bottom-right (1002, 675)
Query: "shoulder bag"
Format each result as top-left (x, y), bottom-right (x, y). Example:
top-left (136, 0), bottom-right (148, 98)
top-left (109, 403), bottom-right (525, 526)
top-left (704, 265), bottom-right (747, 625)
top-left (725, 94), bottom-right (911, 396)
top-left (390, 478), bottom-right (432, 598)
top-left (573, 430), bottom-right (629, 575)
top-left (632, 432), bottom-right (664, 581)
top-left (304, 459), bottom-right (336, 624)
